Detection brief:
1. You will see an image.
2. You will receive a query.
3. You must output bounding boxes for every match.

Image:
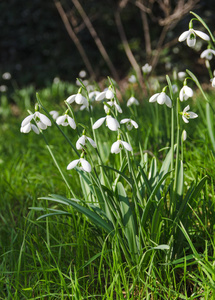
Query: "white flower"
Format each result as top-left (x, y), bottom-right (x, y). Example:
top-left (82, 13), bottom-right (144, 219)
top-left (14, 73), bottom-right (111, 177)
top-left (111, 140), bottom-right (133, 154)
top-left (200, 49), bottom-right (215, 60)
top-left (128, 75), bottom-right (137, 83)
top-left (149, 92), bottom-right (172, 108)
top-left (104, 101), bottom-right (122, 114)
top-left (182, 130), bottom-right (187, 141)
top-left (181, 105), bottom-right (198, 123)
top-left (211, 77), bottom-right (215, 87)
top-left (56, 114), bottom-right (76, 129)
top-left (172, 84), bottom-right (178, 94)
top-left (79, 70), bottom-right (87, 78)
top-left (179, 85), bottom-right (193, 101)
top-left (120, 118), bottom-right (138, 130)
top-left (178, 28), bottom-right (210, 48)
top-left (142, 63), bottom-right (152, 74)
top-left (21, 112), bottom-right (51, 133)
top-left (76, 135), bottom-right (96, 150)
top-left (89, 91), bottom-right (100, 101)
top-left (127, 96), bottom-right (139, 107)
top-left (67, 158), bottom-right (91, 172)
top-left (178, 72), bottom-right (186, 80)
top-left (2, 72), bottom-right (11, 80)
top-left (95, 89), bottom-right (114, 101)
top-left (66, 93), bottom-right (88, 106)
top-left (49, 110), bottom-right (59, 120)
top-left (92, 115), bottom-right (120, 131)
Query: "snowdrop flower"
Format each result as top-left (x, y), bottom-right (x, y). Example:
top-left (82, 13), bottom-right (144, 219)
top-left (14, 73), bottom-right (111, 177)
top-left (92, 115), bottom-right (120, 131)
top-left (21, 111), bottom-right (51, 132)
top-left (66, 93), bottom-right (88, 106)
top-left (120, 118), bottom-right (138, 130)
top-left (128, 75), bottom-right (137, 83)
top-left (178, 28), bottom-right (210, 48)
top-left (49, 110), bottom-right (59, 120)
top-left (2, 72), bottom-right (11, 80)
top-left (211, 77), bottom-right (215, 88)
top-left (181, 105), bottom-right (198, 123)
top-left (200, 49), bottom-right (215, 60)
top-left (172, 84), bottom-right (178, 94)
top-left (127, 96), bottom-right (139, 107)
top-left (178, 72), bottom-right (186, 80)
top-left (104, 100), bottom-right (122, 114)
top-left (182, 130), bottom-right (187, 141)
top-left (95, 88), bottom-right (114, 101)
top-left (111, 139), bottom-right (133, 154)
top-left (20, 123), bottom-right (40, 134)
top-left (179, 85), bottom-right (193, 101)
top-left (142, 63), bottom-right (152, 74)
top-left (89, 91), bottom-right (100, 101)
top-left (149, 92), bottom-right (172, 108)
top-left (76, 135), bottom-right (96, 150)
top-left (56, 114), bottom-right (76, 129)
top-left (67, 158), bottom-right (91, 172)
top-left (79, 70), bottom-right (87, 78)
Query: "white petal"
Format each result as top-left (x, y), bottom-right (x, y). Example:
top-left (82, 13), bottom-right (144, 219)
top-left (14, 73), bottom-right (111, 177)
top-left (67, 159), bottom-right (80, 170)
top-left (183, 105), bottom-right (190, 113)
top-left (182, 115), bottom-right (189, 123)
top-left (87, 137), bottom-right (97, 148)
top-left (127, 96), bottom-right (139, 106)
top-left (179, 88), bottom-right (185, 101)
top-left (66, 94), bottom-right (76, 104)
top-left (194, 30), bottom-right (210, 41)
top-left (184, 86), bottom-right (193, 97)
top-left (131, 120), bottom-right (138, 128)
top-left (80, 158), bottom-right (91, 172)
top-left (115, 102), bottom-right (122, 113)
top-left (92, 117), bottom-right (106, 129)
top-left (31, 124), bottom-right (40, 134)
top-left (121, 141), bottom-right (133, 152)
top-left (38, 113), bottom-right (51, 126)
top-left (106, 90), bottom-right (114, 99)
top-left (178, 30), bottom-right (190, 42)
top-left (149, 93), bottom-right (159, 103)
top-left (56, 115), bottom-right (67, 125)
top-left (67, 116), bottom-right (76, 129)
top-left (21, 123), bottom-right (31, 133)
top-left (187, 34), bottom-right (196, 47)
top-left (75, 94), bottom-right (84, 104)
top-left (111, 141), bottom-right (121, 154)
top-left (106, 116), bottom-right (120, 131)
top-left (189, 112), bottom-right (198, 119)
top-left (89, 91), bottom-right (99, 100)
top-left (200, 49), bottom-right (209, 58)
top-left (37, 121), bottom-right (47, 130)
top-left (157, 92), bottom-right (166, 105)
top-left (120, 118), bottom-right (130, 124)
top-left (21, 114), bottom-right (34, 127)
top-left (76, 135), bottom-right (86, 150)
top-left (96, 91), bottom-right (106, 101)
top-left (164, 95), bottom-right (172, 108)
top-left (49, 110), bottom-right (59, 120)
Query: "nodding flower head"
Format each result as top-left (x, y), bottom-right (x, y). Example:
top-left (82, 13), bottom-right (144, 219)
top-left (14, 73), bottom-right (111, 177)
top-left (111, 139), bottom-right (133, 154)
top-left (181, 105), bottom-right (198, 123)
top-left (92, 115), bottom-right (120, 131)
top-left (179, 85), bottom-right (193, 102)
top-left (67, 158), bottom-right (91, 173)
top-left (178, 28), bottom-right (209, 48)
top-left (149, 92), bottom-right (172, 108)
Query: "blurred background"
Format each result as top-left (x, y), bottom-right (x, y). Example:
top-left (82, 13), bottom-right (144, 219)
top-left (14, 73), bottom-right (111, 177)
top-left (1, 0), bottom-right (214, 93)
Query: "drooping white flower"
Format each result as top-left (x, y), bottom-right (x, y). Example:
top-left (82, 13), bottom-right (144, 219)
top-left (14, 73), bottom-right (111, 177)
top-left (200, 49), bottom-right (215, 60)
top-left (56, 114), bottom-right (76, 129)
top-left (92, 115), bottom-right (120, 131)
top-left (104, 100), bottom-right (122, 114)
top-left (142, 63), bottom-right (152, 74)
top-left (76, 135), bottom-right (96, 150)
top-left (178, 72), bottom-right (187, 80)
top-left (89, 91), bottom-right (100, 101)
top-left (179, 85), bottom-right (193, 101)
top-left (111, 139), bottom-right (133, 154)
top-left (211, 77), bottom-right (215, 88)
top-left (127, 96), bottom-right (139, 107)
top-left (95, 89), bottom-right (114, 101)
top-left (178, 28), bottom-right (210, 48)
top-left (66, 93), bottom-right (88, 106)
top-left (149, 92), bottom-right (172, 108)
top-left (182, 130), bottom-right (187, 141)
top-left (21, 111), bottom-right (51, 133)
top-left (67, 158), bottom-right (91, 172)
top-left (120, 118), bottom-right (138, 130)
top-left (181, 105), bottom-right (198, 123)
top-left (128, 75), bottom-right (137, 83)
top-left (49, 110), bottom-right (59, 120)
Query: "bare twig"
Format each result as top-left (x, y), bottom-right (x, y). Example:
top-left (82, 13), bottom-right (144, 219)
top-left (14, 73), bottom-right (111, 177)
top-left (71, 0), bottom-right (120, 81)
top-left (54, 1), bottom-right (96, 79)
top-left (139, 0), bottom-right (152, 59)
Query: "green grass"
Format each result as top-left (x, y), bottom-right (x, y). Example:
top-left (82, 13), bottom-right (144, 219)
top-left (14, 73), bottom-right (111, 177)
top-left (1, 78), bottom-right (215, 299)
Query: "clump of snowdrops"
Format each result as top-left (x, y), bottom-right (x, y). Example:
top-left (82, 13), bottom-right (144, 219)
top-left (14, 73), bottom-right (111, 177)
top-left (21, 12), bottom-right (215, 277)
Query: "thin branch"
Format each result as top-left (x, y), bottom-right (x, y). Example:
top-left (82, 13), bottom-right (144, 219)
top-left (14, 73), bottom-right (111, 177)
top-left (54, 0), bottom-right (96, 79)
top-left (139, 2), bottom-right (152, 59)
top-left (71, 0), bottom-right (120, 81)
